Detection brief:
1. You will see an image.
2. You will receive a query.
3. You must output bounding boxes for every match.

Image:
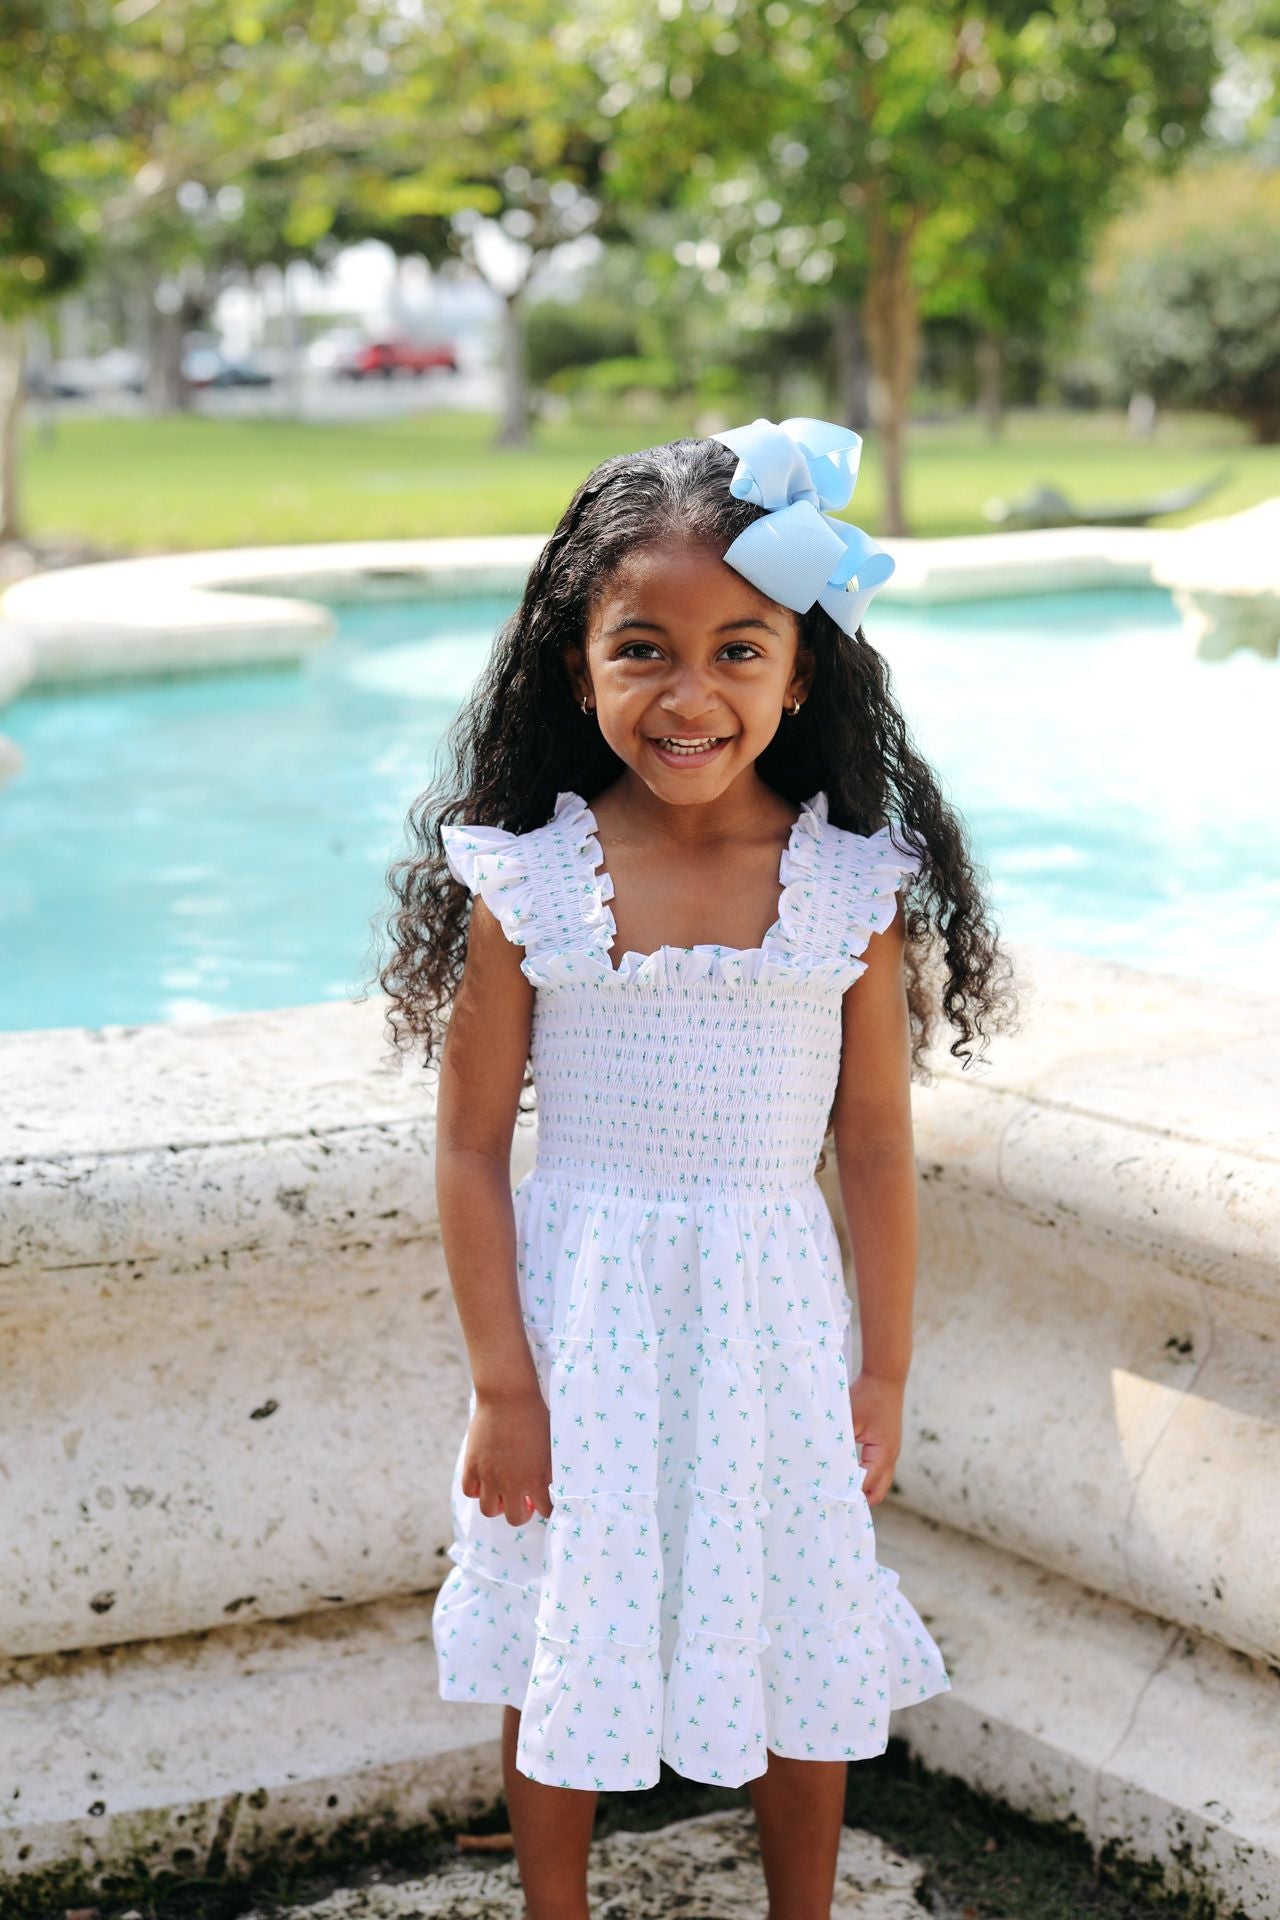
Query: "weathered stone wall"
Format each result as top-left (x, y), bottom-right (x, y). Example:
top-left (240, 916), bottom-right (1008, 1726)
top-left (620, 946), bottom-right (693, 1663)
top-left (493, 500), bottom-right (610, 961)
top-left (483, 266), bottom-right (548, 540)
top-left (1, 953), bottom-right (1276, 1913)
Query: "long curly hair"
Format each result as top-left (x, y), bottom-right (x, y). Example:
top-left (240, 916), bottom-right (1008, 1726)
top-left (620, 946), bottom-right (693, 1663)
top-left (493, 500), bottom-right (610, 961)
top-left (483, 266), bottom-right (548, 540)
top-left (365, 434), bottom-right (1023, 1091)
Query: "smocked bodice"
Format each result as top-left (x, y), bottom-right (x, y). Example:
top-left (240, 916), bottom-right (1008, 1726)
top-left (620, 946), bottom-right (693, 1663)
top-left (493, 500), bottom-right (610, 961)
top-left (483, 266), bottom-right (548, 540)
top-left (441, 789), bottom-right (923, 1200)
top-left (529, 982), bottom-right (842, 1196)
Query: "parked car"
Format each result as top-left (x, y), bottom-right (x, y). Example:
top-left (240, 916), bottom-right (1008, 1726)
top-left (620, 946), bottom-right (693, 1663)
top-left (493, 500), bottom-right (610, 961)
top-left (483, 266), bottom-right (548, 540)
top-left (25, 349), bottom-right (145, 399)
top-left (182, 344), bottom-right (274, 389)
top-left (24, 366), bottom-right (89, 400)
top-left (208, 356), bottom-right (273, 389)
top-left (335, 338), bottom-right (459, 379)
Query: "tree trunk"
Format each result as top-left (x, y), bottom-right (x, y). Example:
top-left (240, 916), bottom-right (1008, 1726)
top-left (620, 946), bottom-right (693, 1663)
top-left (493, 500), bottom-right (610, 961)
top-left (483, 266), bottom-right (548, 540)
top-left (146, 290), bottom-right (195, 414)
top-left (146, 303), bottom-right (187, 412)
top-left (977, 329), bottom-right (1003, 438)
top-left (280, 262), bottom-right (303, 421)
top-left (0, 318), bottom-right (25, 547)
top-left (832, 301), bottom-right (869, 431)
top-left (495, 288), bottom-right (530, 448)
top-left (1127, 390), bottom-right (1157, 440)
top-left (860, 194), bottom-right (921, 539)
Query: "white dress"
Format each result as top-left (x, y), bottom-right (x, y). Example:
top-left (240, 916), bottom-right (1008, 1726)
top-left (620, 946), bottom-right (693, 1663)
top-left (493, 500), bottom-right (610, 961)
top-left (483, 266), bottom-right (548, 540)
top-left (431, 788), bottom-right (951, 1791)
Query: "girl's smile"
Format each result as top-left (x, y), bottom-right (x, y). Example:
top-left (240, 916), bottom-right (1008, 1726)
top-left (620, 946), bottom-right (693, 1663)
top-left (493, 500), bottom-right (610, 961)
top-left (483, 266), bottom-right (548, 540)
top-left (647, 733), bottom-right (732, 767)
top-left (567, 539), bottom-right (813, 806)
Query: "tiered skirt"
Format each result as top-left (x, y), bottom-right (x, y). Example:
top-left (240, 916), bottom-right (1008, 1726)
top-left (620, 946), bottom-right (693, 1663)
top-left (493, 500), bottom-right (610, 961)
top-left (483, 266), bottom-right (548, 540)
top-left (432, 1171), bottom-right (951, 1790)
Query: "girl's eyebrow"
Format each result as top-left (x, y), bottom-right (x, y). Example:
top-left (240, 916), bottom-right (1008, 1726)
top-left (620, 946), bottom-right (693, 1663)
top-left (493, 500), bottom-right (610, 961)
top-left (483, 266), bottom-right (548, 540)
top-left (604, 615), bottom-right (778, 635)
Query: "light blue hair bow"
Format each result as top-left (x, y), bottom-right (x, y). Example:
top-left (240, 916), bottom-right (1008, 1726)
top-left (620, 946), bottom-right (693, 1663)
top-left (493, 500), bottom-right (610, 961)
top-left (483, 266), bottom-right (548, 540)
top-left (709, 416), bottom-right (894, 636)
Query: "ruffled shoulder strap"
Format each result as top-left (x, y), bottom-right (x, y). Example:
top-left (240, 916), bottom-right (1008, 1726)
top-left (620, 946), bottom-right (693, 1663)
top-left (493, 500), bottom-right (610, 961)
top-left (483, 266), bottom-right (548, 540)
top-left (440, 789), bottom-right (615, 967)
top-left (771, 790), bottom-right (923, 971)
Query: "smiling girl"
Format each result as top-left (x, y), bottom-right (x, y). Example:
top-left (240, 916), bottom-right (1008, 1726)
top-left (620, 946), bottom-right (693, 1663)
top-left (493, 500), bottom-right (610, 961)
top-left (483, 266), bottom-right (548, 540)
top-left (378, 419), bottom-right (1019, 1920)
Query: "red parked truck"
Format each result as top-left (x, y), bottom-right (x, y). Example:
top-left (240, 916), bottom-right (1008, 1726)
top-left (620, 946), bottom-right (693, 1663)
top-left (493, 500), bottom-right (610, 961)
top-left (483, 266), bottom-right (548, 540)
top-left (336, 338), bottom-right (459, 379)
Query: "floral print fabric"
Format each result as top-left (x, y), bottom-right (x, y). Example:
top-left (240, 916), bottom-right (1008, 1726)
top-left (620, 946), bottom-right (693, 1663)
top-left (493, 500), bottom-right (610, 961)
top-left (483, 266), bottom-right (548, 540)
top-left (431, 789), bottom-right (951, 1789)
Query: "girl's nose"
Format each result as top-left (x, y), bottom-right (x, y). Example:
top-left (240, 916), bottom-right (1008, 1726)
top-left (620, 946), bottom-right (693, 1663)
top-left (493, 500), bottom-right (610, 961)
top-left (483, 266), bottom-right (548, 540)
top-left (661, 664), bottom-right (721, 714)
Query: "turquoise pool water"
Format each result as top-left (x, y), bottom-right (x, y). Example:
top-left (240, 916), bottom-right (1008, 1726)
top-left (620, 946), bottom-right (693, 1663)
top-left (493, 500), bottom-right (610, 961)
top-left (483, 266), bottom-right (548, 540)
top-left (1, 586), bottom-right (1276, 1031)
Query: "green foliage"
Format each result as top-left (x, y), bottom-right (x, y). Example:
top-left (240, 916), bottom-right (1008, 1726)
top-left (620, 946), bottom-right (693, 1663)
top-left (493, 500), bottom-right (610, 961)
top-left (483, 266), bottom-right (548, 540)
top-left (0, 0), bottom-right (109, 315)
top-left (599, 0), bottom-right (1222, 387)
top-left (525, 299), bottom-right (644, 384)
top-left (693, 363), bottom-right (745, 402)
top-left (1083, 156), bottom-right (1280, 441)
top-left (545, 354), bottom-right (682, 400)
top-left (0, 0), bottom-right (390, 314)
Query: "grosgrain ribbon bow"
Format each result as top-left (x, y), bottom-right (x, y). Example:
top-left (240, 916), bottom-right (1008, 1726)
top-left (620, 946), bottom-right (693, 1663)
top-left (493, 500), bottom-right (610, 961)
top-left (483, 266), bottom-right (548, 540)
top-left (710, 416), bottom-right (895, 635)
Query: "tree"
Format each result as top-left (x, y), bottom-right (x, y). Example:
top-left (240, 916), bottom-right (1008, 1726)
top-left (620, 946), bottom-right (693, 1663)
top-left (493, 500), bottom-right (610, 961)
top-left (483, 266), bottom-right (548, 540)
top-left (80, 1), bottom-right (384, 411)
top-left (609, 0), bottom-right (1220, 535)
top-left (1083, 155), bottom-right (1280, 440)
top-left (105, 0), bottom-right (624, 448)
top-left (334, 1), bottom-right (621, 447)
top-left (0, 0), bottom-right (105, 541)
top-left (0, 0), bottom-right (406, 521)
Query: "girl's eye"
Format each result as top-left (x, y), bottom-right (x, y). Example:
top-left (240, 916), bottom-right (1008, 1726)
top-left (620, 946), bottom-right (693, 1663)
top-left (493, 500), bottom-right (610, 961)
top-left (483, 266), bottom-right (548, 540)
top-left (616, 641), bottom-right (762, 661)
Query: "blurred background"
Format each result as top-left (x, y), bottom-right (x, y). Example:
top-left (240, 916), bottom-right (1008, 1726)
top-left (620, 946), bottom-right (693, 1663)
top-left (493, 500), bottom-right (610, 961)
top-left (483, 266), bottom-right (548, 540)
top-left (1, 0), bottom-right (1279, 1029)
top-left (2, 0), bottom-right (1277, 555)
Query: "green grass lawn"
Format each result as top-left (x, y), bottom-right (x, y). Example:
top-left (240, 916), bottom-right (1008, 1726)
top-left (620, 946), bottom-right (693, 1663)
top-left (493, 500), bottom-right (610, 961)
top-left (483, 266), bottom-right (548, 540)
top-left (20, 403), bottom-right (1279, 553)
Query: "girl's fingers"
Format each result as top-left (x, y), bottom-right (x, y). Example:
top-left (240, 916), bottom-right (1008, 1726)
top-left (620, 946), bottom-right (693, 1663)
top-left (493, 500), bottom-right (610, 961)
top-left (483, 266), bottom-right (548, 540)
top-left (519, 1488), bottom-right (555, 1520)
top-left (497, 1485), bottom-right (546, 1526)
top-left (464, 1472), bottom-right (554, 1522)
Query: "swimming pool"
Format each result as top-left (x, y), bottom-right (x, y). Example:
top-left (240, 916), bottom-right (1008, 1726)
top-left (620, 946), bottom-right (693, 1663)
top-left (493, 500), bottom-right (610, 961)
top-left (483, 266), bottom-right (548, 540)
top-left (1, 585), bottom-right (1275, 1031)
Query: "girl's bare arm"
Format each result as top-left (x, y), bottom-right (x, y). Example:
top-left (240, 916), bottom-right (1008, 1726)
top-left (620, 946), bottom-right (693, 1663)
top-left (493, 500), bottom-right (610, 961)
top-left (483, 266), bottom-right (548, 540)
top-left (436, 896), bottom-right (553, 1524)
top-left (830, 905), bottom-right (918, 1503)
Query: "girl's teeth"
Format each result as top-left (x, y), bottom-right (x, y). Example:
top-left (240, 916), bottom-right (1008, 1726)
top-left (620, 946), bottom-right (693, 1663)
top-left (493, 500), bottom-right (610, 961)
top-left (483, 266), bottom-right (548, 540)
top-left (659, 737), bottom-right (720, 753)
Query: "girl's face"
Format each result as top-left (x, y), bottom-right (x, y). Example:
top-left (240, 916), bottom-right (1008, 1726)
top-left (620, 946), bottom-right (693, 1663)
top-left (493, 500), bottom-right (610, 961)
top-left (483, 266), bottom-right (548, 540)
top-left (566, 540), bottom-right (814, 800)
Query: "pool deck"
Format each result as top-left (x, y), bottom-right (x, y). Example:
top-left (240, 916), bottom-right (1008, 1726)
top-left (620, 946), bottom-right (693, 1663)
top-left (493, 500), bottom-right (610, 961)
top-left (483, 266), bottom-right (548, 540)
top-left (1, 500), bottom-right (1276, 710)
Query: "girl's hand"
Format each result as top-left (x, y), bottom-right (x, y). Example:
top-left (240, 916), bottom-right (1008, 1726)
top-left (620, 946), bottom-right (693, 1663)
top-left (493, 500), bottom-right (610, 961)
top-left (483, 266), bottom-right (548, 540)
top-left (849, 1370), bottom-right (905, 1507)
top-left (461, 1384), bottom-right (554, 1526)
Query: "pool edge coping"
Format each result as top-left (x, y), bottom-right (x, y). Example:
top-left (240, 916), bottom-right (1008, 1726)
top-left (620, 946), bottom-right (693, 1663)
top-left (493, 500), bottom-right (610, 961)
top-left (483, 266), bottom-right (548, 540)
top-left (0, 521), bottom-right (1198, 707)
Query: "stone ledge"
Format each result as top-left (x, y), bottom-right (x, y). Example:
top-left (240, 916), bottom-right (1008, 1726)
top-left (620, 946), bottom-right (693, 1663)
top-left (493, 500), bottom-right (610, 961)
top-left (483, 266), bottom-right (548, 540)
top-left (0, 943), bottom-right (1275, 1919)
top-left (1152, 498), bottom-right (1280, 660)
top-left (876, 1504), bottom-right (1280, 1920)
top-left (4, 1513), bottom-right (1274, 1918)
top-left (879, 944), bottom-right (1280, 1670)
top-left (0, 1593), bottom-right (503, 1884)
top-left (909, 942), bottom-right (1280, 1305)
top-left (0, 538), bottom-right (545, 692)
top-left (0, 997), bottom-right (452, 1273)
top-left (4, 950), bottom-right (1273, 1299)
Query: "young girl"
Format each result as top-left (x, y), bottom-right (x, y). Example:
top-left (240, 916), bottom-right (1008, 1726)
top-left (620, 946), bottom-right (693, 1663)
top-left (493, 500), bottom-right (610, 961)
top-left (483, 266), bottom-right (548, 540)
top-left (379, 417), bottom-right (1017, 1920)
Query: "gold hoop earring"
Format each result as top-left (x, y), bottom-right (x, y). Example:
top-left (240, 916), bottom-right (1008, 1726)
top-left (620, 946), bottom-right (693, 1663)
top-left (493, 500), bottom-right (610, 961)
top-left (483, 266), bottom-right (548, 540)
top-left (580, 695), bottom-right (594, 716)
top-left (787, 694), bottom-right (802, 716)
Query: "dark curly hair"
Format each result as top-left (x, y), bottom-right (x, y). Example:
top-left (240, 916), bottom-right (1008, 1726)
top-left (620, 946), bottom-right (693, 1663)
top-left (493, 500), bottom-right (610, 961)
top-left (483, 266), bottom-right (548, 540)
top-left (364, 433), bottom-right (1023, 1091)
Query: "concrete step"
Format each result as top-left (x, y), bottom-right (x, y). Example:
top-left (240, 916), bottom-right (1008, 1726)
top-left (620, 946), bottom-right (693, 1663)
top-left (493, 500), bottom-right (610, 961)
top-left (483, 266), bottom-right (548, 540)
top-left (3, 1512), bottom-right (1276, 1918)
top-left (876, 1505), bottom-right (1280, 1920)
top-left (0, 1593), bottom-right (503, 1884)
